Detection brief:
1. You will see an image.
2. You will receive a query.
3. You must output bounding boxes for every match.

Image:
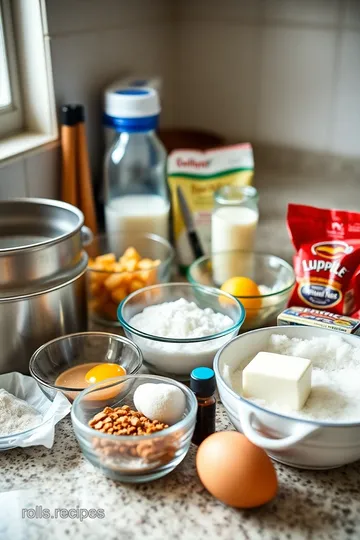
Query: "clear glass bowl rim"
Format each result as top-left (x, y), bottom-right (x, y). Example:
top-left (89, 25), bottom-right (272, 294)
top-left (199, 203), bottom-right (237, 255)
top-left (117, 282), bottom-right (245, 343)
top-left (187, 252), bottom-right (296, 299)
top-left (86, 232), bottom-right (174, 275)
top-left (71, 373), bottom-right (198, 442)
top-left (29, 331), bottom-right (143, 393)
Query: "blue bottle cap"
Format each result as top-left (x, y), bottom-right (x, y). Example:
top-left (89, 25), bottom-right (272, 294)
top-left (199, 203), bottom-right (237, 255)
top-left (104, 87), bottom-right (160, 132)
top-left (190, 367), bottom-right (216, 397)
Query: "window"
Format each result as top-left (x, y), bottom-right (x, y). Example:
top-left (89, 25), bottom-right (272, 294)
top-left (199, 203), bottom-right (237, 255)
top-left (0, 0), bottom-right (57, 161)
top-left (0, 0), bottom-right (23, 139)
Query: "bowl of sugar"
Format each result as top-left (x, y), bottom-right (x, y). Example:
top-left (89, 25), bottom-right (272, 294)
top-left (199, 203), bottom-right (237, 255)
top-left (118, 282), bottom-right (245, 380)
top-left (215, 325), bottom-right (360, 470)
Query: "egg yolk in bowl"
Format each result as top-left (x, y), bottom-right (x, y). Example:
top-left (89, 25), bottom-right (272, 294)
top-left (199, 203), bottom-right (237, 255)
top-left (221, 276), bottom-right (262, 321)
top-left (85, 363), bottom-right (126, 384)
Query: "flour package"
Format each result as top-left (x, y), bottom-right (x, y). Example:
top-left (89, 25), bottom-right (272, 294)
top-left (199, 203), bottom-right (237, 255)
top-left (167, 144), bottom-right (254, 270)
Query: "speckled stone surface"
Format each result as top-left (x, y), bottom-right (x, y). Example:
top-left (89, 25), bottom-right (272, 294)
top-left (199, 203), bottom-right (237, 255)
top-left (1, 171), bottom-right (360, 539)
top-left (1, 402), bottom-right (360, 540)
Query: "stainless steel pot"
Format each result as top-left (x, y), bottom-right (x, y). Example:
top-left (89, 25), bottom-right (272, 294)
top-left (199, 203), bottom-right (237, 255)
top-left (0, 198), bottom-right (92, 287)
top-left (0, 253), bottom-right (88, 375)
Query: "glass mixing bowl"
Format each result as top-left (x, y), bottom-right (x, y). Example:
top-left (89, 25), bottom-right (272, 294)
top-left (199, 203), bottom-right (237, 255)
top-left (118, 282), bottom-right (245, 380)
top-left (30, 332), bottom-right (143, 402)
top-left (187, 252), bottom-right (295, 331)
top-left (71, 374), bottom-right (197, 483)
top-left (86, 232), bottom-right (174, 326)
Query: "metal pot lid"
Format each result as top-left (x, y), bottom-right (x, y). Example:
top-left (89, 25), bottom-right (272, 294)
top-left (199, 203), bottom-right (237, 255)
top-left (0, 198), bottom-right (84, 254)
top-left (0, 252), bottom-right (88, 301)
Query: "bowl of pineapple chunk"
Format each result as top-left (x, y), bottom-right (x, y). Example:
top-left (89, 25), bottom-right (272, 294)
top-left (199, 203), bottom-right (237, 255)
top-left (86, 233), bottom-right (174, 326)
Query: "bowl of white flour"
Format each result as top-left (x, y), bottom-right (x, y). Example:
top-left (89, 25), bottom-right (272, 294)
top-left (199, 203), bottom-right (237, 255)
top-left (214, 325), bottom-right (360, 470)
top-left (118, 283), bottom-right (245, 378)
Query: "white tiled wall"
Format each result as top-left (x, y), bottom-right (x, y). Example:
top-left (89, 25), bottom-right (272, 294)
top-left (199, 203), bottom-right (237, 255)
top-left (0, 143), bottom-right (60, 200)
top-left (331, 30), bottom-right (360, 156)
top-left (257, 26), bottom-right (336, 152)
top-left (0, 159), bottom-right (28, 200)
top-left (1, 0), bottom-right (359, 201)
top-left (174, 0), bottom-right (360, 157)
top-left (48, 0), bottom-right (174, 185)
top-left (0, 0), bottom-right (173, 200)
top-left (24, 145), bottom-right (60, 199)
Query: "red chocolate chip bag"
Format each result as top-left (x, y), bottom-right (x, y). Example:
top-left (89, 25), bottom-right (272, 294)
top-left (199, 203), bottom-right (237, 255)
top-left (287, 204), bottom-right (360, 315)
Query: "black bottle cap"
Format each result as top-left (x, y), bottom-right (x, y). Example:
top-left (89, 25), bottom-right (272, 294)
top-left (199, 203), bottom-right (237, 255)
top-left (60, 104), bottom-right (84, 125)
top-left (77, 105), bottom-right (85, 122)
top-left (190, 367), bottom-right (216, 397)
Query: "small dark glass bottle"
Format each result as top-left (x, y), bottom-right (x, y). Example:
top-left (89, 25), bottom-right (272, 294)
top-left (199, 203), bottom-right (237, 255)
top-left (190, 367), bottom-right (216, 445)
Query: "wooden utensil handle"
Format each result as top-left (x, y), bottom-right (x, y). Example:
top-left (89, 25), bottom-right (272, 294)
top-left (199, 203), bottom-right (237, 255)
top-left (61, 124), bottom-right (77, 206)
top-left (77, 119), bottom-right (98, 234)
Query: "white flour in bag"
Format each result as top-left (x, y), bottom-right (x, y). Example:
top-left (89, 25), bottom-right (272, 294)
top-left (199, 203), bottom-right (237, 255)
top-left (0, 389), bottom-right (42, 436)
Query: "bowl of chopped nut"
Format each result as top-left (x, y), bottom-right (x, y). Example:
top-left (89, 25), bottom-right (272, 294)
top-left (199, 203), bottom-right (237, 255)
top-left (86, 232), bottom-right (174, 326)
top-left (71, 374), bottom-right (197, 483)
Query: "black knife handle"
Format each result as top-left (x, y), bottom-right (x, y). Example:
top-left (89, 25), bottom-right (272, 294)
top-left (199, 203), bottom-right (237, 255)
top-left (188, 230), bottom-right (204, 260)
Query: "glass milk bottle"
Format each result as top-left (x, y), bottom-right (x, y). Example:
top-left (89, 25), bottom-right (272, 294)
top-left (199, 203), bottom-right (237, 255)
top-left (211, 185), bottom-right (259, 285)
top-left (104, 88), bottom-right (169, 244)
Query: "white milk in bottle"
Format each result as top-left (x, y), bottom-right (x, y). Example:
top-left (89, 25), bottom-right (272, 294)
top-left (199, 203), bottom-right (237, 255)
top-left (211, 186), bottom-right (258, 285)
top-left (105, 195), bottom-right (169, 238)
top-left (103, 87), bottom-right (169, 246)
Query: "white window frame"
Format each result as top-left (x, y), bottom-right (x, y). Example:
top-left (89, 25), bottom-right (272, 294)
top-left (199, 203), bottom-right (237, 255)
top-left (0, 0), bottom-right (23, 138)
top-left (0, 0), bottom-right (57, 162)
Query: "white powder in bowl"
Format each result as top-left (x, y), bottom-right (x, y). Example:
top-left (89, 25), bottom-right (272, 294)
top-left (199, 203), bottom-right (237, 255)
top-left (236, 334), bottom-right (360, 423)
top-left (0, 389), bottom-right (42, 436)
top-left (130, 298), bottom-right (233, 339)
top-left (128, 298), bottom-right (235, 376)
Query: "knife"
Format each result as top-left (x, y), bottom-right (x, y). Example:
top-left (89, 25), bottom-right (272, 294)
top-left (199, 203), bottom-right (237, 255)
top-left (177, 186), bottom-right (204, 260)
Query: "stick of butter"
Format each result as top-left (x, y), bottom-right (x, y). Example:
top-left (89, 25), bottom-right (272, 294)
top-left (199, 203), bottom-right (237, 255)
top-left (243, 351), bottom-right (312, 410)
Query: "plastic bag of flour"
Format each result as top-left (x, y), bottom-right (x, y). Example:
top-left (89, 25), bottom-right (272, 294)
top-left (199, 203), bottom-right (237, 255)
top-left (167, 144), bottom-right (254, 271)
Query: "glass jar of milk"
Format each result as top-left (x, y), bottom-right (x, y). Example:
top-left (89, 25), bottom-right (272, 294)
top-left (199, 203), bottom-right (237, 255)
top-left (211, 185), bottom-right (259, 285)
top-left (104, 88), bottom-right (169, 241)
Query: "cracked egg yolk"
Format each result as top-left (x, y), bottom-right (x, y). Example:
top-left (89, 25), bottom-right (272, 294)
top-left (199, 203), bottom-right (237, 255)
top-left (85, 363), bottom-right (126, 384)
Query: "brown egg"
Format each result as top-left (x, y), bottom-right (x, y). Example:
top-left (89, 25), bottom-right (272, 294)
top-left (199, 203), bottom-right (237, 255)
top-left (196, 431), bottom-right (277, 508)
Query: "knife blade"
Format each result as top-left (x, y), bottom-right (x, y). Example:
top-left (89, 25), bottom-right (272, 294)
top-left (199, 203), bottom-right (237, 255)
top-left (177, 186), bottom-right (204, 260)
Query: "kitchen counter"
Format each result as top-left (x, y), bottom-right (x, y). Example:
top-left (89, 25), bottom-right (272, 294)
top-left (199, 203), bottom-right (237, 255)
top-left (1, 403), bottom-right (359, 540)
top-left (1, 169), bottom-right (360, 539)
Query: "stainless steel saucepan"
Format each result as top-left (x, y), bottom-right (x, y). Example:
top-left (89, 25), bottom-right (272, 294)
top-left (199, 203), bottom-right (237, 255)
top-left (0, 253), bottom-right (88, 374)
top-left (0, 198), bottom-right (92, 287)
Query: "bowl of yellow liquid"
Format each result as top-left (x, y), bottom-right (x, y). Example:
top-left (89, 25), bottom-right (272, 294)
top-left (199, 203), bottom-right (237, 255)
top-left (187, 252), bottom-right (295, 330)
top-left (29, 332), bottom-right (143, 402)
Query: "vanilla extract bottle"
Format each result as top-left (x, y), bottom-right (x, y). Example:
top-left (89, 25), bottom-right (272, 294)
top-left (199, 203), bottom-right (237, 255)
top-left (190, 367), bottom-right (216, 445)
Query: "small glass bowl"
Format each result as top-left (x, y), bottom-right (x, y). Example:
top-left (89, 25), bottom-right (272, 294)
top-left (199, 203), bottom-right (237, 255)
top-left (71, 374), bottom-right (197, 483)
top-left (86, 232), bottom-right (174, 326)
top-left (29, 332), bottom-right (143, 402)
top-left (187, 252), bottom-right (295, 331)
top-left (118, 282), bottom-right (245, 380)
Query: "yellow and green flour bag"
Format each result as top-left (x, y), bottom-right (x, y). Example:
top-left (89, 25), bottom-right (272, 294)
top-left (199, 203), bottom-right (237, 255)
top-left (167, 143), bottom-right (254, 271)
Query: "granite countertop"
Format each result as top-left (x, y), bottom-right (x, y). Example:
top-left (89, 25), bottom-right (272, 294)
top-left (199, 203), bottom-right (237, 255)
top-left (1, 170), bottom-right (360, 539)
top-left (1, 401), bottom-right (359, 540)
